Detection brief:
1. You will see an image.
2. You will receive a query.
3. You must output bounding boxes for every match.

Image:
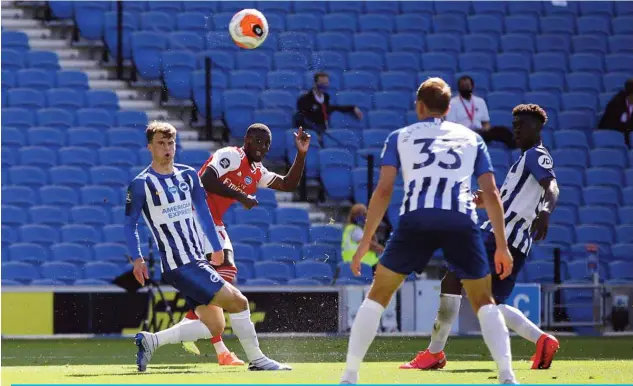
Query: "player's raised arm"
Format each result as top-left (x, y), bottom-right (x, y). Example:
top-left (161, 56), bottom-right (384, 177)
top-left (266, 126), bottom-right (310, 192)
top-left (123, 179), bottom-right (149, 285)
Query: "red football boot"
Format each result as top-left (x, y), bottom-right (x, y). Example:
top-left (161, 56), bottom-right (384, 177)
top-left (531, 333), bottom-right (560, 370)
top-left (399, 349), bottom-right (446, 370)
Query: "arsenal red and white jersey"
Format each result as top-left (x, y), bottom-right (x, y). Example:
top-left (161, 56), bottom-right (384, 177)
top-left (199, 146), bottom-right (278, 226)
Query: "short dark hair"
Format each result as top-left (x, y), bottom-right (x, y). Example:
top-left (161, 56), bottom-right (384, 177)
top-left (457, 75), bottom-right (475, 88)
top-left (246, 123), bottom-right (271, 137)
top-left (625, 78), bottom-right (633, 95)
top-left (145, 121), bottom-right (177, 143)
top-left (313, 71), bottom-right (328, 83)
top-left (512, 104), bottom-right (548, 125)
top-left (416, 77), bottom-right (451, 115)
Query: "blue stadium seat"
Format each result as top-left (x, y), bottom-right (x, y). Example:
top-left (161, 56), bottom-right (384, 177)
top-left (572, 35), bottom-right (607, 55)
top-left (569, 53), bottom-right (604, 74)
top-left (56, 71), bottom-right (90, 90)
top-left (9, 165), bottom-right (47, 187)
top-left (594, 130), bottom-right (627, 150)
top-left (432, 14), bottom-right (467, 35)
top-left (233, 242), bottom-right (258, 263)
top-left (496, 53), bottom-right (530, 73)
top-left (40, 261), bottom-right (81, 283)
top-left (604, 73), bottom-right (631, 93)
top-left (394, 14), bottom-right (432, 34)
top-left (487, 91), bottom-right (523, 111)
top-left (8, 241), bottom-right (48, 262)
top-left (131, 32), bottom-right (168, 80)
top-left (46, 89), bottom-right (84, 112)
top-left (178, 149), bottom-right (209, 169)
top-left (624, 187), bottom-right (633, 206)
top-left (612, 242), bottom-right (633, 260)
top-left (590, 149), bottom-right (628, 169)
top-left (2, 225), bottom-right (17, 248)
top-left (343, 71), bottom-right (379, 92)
top-left (550, 206), bottom-right (577, 228)
top-left (488, 109), bottom-right (513, 128)
top-left (2, 31), bottom-right (29, 52)
top-left (337, 262), bottom-right (373, 284)
top-left (29, 205), bottom-right (68, 227)
top-left (84, 261), bottom-right (122, 281)
top-left (267, 70), bottom-right (302, 92)
top-left (269, 224), bottom-right (307, 247)
top-left (163, 50), bottom-right (197, 99)
top-left (577, 16), bottom-right (611, 37)
top-left (524, 260), bottom-right (555, 283)
top-left (368, 110), bottom-right (404, 129)
top-left (473, 1), bottom-right (506, 16)
top-left (605, 54), bottom-right (633, 72)
top-left (529, 72), bottom-right (564, 94)
top-left (566, 73), bottom-right (602, 94)
top-left (17, 69), bottom-right (54, 91)
top-left (2, 261), bottom-right (39, 283)
top-left (488, 148), bottom-right (510, 168)
top-left (253, 261), bottom-right (293, 283)
top-left (295, 260), bottom-right (333, 284)
top-left (230, 224), bottom-right (267, 247)
top-left (2, 204), bottom-right (28, 226)
top-left (19, 224), bottom-right (58, 246)
top-left (230, 70), bottom-right (265, 90)
top-left (586, 168), bottom-right (622, 188)
top-left (27, 50), bottom-right (60, 71)
top-left (374, 91), bottom-right (411, 113)
top-left (3, 186), bottom-right (37, 207)
top-left (177, 12), bottom-right (211, 37)
top-left (234, 207), bottom-right (271, 231)
top-left (18, 146), bottom-right (57, 168)
top-left (85, 90), bottom-right (119, 112)
top-left (309, 225), bottom-right (342, 246)
top-left (90, 166), bottom-right (127, 187)
top-left (259, 90), bottom-right (296, 112)
top-left (286, 14), bottom-right (320, 33)
top-left (467, 15), bottom-right (503, 38)
top-left (558, 111), bottom-right (594, 131)
top-left (315, 32), bottom-right (352, 52)
top-left (293, 1), bottom-right (326, 14)
top-left (276, 207), bottom-right (310, 232)
top-left (547, 224), bottom-right (574, 247)
top-left (1, 280), bottom-right (21, 286)
top-left (51, 243), bottom-right (92, 263)
top-left (102, 224), bottom-right (124, 243)
top-left (245, 278), bottom-right (279, 285)
top-left (583, 186), bottom-right (621, 207)
top-left (76, 108), bottom-right (113, 129)
top-left (323, 129), bottom-right (360, 151)
top-left (278, 32), bottom-right (314, 53)
top-left (322, 13), bottom-right (357, 34)
top-left (106, 128), bottom-right (145, 150)
top-left (421, 53), bottom-right (458, 72)
top-left (260, 243), bottom-right (301, 263)
top-left (607, 36), bottom-right (632, 54)
top-left (532, 53), bottom-right (568, 74)
top-left (36, 108), bottom-right (74, 129)
top-left (576, 225), bottom-right (614, 249)
top-left (169, 31), bottom-right (204, 52)
top-left (619, 207), bottom-right (633, 225)
top-left (104, 11), bottom-right (137, 60)
top-left (362, 129), bottom-right (389, 149)
top-left (579, 206), bottom-right (617, 226)
top-left (2, 107), bottom-right (35, 129)
top-left (566, 260), bottom-right (607, 282)
top-left (98, 147), bottom-right (137, 167)
top-left (93, 243), bottom-right (127, 263)
top-left (50, 166), bottom-right (89, 187)
top-left (390, 34), bottom-right (425, 54)
top-left (71, 206), bottom-right (110, 226)
top-left (287, 278), bottom-right (323, 286)
top-left (501, 34), bottom-right (535, 56)
top-left (302, 243), bottom-right (339, 263)
top-left (608, 261), bottom-right (633, 280)
top-left (492, 72), bottom-right (527, 93)
top-left (2, 49), bottom-right (24, 72)
top-left (141, 11), bottom-right (174, 32)
top-left (536, 34), bottom-right (570, 53)
top-left (2, 126), bottom-right (26, 149)
top-left (562, 92), bottom-right (598, 112)
top-left (39, 185), bottom-right (78, 207)
top-left (348, 51), bottom-right (384, 72)
top-left (427, 34), bottom-right (461, 55)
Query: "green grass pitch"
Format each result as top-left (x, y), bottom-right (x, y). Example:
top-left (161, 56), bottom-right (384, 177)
top-left (2, 336), bottom-right (632, 384)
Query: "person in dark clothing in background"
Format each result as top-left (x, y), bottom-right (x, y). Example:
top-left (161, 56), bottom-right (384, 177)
top-left (294, 72), bottom-right (363, 136)
top-left (598, 78), bottom-right (633, 147)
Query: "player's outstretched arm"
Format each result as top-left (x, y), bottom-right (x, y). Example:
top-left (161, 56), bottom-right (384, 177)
top-left (200, 164), bottom-right (256, 209)
top-left (350, 166), bottom-right (397, 275)
top-left (123, 179), bottom-right (149, 285)
top-left (268, 127), bottom-right (310, 192)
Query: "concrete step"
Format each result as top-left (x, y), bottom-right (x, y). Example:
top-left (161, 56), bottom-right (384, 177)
top-left (179, 132), bottom-right (202, 141)
top-left (309, 212), bottom-right (328, 223)
top-left (119, 100), bottom-right (156, 111)
top-left (1, 8), bottom-right (23, 18)
top-left (115, 89), bottom-right (145, 101)
top-left (59, 59), bottom-right (101, 70)
top-left (84, 69), bottom-right (110, 81)
top-left (89, 79), bottom-right (129, 90)
top-left (278, 202), bottom-right (312, 210)
top-left (1, 18), bottom-right (40, 28)
top-left (29, 39), bottom-right (69, 50)
top-left (53, 48), bottom-right (81, 60)
top-left (12, 28), bottom-right (51, 39)
top-left (146, 110), bottom-right (170, 121)
top-left (276, 192), bottom-right (294, 202)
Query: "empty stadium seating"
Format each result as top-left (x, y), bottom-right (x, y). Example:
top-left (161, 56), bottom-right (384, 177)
top-left (2, 1), bottom-right (632, 288)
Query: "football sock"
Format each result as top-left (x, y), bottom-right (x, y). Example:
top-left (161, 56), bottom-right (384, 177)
top-left (211, 335), bottom-right (229, 355)
top-left (477, 304), bottom-right (514, 379)
top-left (344, 298), bottom-right (385, 374)
top-left (229, 309), bottom-right (265, 362)
top-left (155, 318), bottom-right (210, 347)
top-left (428, 294), bottom-right (462, 354)
top-left (498, 304), bottom-right (543, 344)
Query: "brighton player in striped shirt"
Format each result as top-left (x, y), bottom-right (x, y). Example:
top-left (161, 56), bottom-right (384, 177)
top-left (401, 104), bottom-right (560, 372)
top-left (124, 121), bottom-right (290, 372)
top-left (340, 78), bottom-right (517, 384)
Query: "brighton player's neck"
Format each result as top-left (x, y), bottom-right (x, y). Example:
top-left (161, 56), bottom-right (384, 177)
top-left (417, 112), bottom-right (443, 121)
top-left (151, 161), bottom-right (174, 175)
top-left (520, 139), bottom-right (542, 153)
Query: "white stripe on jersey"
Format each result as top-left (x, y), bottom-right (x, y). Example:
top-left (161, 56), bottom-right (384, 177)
top-left (141, 180), bottom-right (178, 271)
top-left (162, 175), bottom-right (192, 266)
top-left (174, 171), bottom-right (206, 256)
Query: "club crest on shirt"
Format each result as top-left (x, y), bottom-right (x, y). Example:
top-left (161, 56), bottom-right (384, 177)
top-left (244, 176), bottom-right (253, 185)
top-left (168, 185), bottom-right (178, 194)
top-left (126, 190), bottom-right (132, 204)
top-left (538, 154), bottom-right (554, 169)
top-left (219, 158), bottom-right (230, 169)
top-left (179, 181), bottom-right (190, 192)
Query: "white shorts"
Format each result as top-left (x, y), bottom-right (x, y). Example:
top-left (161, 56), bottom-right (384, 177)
top-left (203, 225), bottom-right (233, 254)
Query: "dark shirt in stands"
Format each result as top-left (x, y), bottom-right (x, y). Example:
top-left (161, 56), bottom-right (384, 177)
top-left (295, 90), bottom-right (355, 131)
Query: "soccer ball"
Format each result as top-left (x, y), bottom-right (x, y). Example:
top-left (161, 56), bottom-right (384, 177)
top-left (229, 9), bottom-right (269, 49)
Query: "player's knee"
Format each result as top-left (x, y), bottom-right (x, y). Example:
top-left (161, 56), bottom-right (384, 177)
top-left (224, 290), bottom-right (248, 313)
top-left (441, 271), bottom-right (463, 295)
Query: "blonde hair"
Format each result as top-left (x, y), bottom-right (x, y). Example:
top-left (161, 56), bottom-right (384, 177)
top-left (347, 203), bottom-right (367, 224)
top-left (416, 77), bottom-right (451, 116)
top-left (145, 121), bottom-right (177, 143)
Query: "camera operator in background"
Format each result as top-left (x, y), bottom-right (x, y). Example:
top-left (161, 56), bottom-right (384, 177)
top-left (341, 204), bottom-right (384, 271)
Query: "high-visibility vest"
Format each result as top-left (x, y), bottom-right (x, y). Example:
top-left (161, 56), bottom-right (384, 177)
top-left (341, 224), bottom-right (379, 267)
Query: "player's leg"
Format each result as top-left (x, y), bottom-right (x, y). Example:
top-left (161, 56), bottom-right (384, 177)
top-left (400, 270), bottom-right (463, 370)
top-left (341, 223), bottom-right (435, 384)
top-left (444, 228), bottom-right (516, 384)
top-left (207, 279), bottom-right (290, 370)
top-left (488, 245), bottom-right (559, 370)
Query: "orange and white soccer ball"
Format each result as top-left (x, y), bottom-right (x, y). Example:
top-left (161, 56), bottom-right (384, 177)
top-left (229, 9), bottom-right (269, 49)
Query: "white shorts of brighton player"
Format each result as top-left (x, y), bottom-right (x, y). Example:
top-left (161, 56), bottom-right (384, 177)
top-left (202, 225), bottom-right (233, 254)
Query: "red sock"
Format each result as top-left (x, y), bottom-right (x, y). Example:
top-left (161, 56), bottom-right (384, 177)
top-left (185, 310), bottom-right (198, 320)
top-left (211, 335), bottom-right (222, 344)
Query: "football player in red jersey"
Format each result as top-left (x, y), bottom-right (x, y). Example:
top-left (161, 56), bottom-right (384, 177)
top-left (171, 123), bottom-right (310, 365)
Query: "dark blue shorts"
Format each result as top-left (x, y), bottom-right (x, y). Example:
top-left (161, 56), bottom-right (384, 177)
top-left (481, 231), bottom-right (528, 304)
top-left (162, 259), bottom-right (226, 310)
top-left (380, 209), bottom-right (489, 280)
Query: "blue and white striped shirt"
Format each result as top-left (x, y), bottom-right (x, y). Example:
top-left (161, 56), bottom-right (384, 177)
top-left (382, 118), bottom-right (493, 224)
top-left (123, 163), bottom-right (222, 272)
top-left (482, 145), bottom-right (556, 255)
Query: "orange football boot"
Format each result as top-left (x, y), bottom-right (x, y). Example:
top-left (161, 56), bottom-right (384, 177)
top-left (531, 334), bottom-right (559, 370)
top-left (218, 351), bottom-right (245, 366)
top-left (399, 349), bottom-right (446, 370)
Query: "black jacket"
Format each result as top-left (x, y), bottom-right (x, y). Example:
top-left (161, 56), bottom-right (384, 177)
top-left (295, 90), bottom-right (355, 128)
top-left (598, 90), bottom-right (633, 134)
